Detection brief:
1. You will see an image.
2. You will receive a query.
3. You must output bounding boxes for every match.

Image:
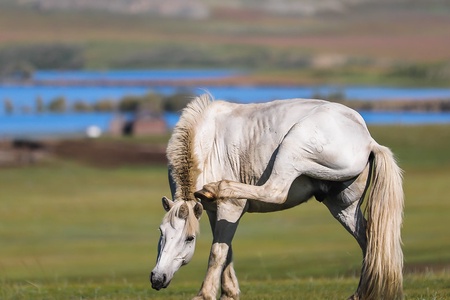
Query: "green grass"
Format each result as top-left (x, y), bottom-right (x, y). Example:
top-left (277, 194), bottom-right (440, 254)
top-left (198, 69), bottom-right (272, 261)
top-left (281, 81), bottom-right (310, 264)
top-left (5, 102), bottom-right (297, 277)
top-left (1, 125), bottom-right (450, 299)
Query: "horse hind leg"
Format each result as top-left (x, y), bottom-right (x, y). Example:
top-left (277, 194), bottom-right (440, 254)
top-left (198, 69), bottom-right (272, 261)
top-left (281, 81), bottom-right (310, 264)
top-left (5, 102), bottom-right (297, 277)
top-left (321, 176), bottom-right (368, 251)
top-left (321, 164), bottom-right (370, 299)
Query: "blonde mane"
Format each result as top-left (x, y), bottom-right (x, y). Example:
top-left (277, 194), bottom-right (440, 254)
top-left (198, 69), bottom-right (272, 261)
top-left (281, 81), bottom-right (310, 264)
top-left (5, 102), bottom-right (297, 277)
top-left (166, 94), bottom-right (213, 202)
top-left (163, 201), bottom-right (200, 235)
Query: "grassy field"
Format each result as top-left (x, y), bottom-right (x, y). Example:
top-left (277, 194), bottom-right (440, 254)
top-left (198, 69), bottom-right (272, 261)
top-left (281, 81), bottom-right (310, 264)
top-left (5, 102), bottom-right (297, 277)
top-left (1, 125), bottom-right (450, 299)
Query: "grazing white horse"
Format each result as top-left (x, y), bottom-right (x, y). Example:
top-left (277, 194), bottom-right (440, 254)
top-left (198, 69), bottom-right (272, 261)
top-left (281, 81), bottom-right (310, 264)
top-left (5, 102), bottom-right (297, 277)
top-left (150, 94), bottom-right (403, 300)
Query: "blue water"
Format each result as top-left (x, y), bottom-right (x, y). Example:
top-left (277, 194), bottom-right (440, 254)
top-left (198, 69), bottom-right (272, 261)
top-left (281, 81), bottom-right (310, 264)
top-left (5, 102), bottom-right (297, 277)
top-left (0, 112), bottom-right (116, 139)
top-left (33, 69), bottom-right (243, 82)
top-left (1, 69), bottom-right (450, 139)
top-left (28, 69), bottom-right (450, 102)
top-left (359, 111), bottom-right (450, 125)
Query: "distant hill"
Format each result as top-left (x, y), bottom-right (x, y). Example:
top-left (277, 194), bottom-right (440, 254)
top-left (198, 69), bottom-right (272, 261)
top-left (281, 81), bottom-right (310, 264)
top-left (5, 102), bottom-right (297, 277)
top-left (3, 0), bottom-right (449, 85)
top-left (16, 0), bottom-right (210, 19)
top-left (16, 0), bottom-right (450, 18)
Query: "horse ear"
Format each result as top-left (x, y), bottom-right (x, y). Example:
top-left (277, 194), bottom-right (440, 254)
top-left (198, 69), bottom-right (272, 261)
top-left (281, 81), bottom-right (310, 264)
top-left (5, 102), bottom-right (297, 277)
top-left (193, 202), bottom-right (203, 220)
top-left (178, 202), bottom-right (189, 219)
top-left (162, 196), bottom-right (174, 212)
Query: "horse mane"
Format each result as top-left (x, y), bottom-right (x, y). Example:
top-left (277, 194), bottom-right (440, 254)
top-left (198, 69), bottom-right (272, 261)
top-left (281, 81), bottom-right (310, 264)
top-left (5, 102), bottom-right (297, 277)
top-left (163, 201), bottom-right (200, 235)
top-left (166, 93), bottom-right (213, 202)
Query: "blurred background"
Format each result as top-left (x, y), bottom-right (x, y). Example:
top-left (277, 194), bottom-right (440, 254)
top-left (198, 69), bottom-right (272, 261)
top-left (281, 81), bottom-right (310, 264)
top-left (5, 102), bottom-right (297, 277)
top-left (0, 0), bottom-right (449, 299)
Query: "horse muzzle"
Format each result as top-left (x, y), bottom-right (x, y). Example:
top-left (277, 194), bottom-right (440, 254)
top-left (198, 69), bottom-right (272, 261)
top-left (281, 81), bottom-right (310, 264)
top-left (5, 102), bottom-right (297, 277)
top-left (150, 271), bottom-right (171, 290)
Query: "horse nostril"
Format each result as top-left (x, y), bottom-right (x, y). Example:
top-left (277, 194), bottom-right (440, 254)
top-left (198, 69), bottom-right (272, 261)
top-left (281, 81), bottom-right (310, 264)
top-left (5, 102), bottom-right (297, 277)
top-left (150, 272), bottom-right (154, 282)
top-left (150, 271), bottom-right (169, 290)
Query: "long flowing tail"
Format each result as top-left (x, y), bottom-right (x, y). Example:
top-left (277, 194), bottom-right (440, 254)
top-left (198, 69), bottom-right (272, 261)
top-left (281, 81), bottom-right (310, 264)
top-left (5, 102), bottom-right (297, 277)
top-left (358, 143), bottom-right (404, 300)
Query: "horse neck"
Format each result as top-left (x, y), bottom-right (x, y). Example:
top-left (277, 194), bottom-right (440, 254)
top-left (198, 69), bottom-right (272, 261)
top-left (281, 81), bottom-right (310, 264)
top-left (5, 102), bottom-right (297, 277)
top-left (167, 97), bottom-right (212, 201)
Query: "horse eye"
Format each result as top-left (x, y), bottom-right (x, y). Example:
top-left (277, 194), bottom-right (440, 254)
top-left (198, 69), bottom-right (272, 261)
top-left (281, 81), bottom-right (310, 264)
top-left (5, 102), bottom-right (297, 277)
top-left (185, 236), bottom-right (195, 242)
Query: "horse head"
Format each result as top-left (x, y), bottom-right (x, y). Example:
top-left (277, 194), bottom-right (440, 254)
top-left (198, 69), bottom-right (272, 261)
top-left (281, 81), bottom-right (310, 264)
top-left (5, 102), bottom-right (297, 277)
top-left (150, 196), bottom-right (203, 290)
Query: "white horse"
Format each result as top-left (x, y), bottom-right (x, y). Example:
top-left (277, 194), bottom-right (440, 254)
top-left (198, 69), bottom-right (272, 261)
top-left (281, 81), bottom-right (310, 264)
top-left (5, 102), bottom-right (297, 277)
top-left (150, 94), bottom-right (403, 300)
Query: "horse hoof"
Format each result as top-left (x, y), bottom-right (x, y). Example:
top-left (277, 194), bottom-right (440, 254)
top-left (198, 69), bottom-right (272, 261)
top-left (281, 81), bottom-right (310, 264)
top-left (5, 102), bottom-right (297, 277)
top-left (194, 189), bottom-right (216, 201)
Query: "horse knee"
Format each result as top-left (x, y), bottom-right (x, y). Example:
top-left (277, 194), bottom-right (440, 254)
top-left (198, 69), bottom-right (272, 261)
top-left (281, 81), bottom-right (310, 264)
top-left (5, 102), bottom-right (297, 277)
top-left (209, 243), bottom-right (229, 267)
top-left (258, 182), bottom-right (289, 204)
top-left (323, 199), bottom-right (367, 251)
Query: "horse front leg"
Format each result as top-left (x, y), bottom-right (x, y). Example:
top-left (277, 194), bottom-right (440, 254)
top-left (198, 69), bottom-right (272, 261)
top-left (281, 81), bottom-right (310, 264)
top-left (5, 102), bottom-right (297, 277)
top-left (195, 244), bottom-right (240, 300)
top-left (220, 251), bottom-right (240, 300)
top-left (193, 201), bottom-right (244, 300)
top-left (194, 139), bottom-right (302, 205)
top-left (195, 176), bottom-right (293, 204)
top-left (192, 242), bottom-right (232, 300)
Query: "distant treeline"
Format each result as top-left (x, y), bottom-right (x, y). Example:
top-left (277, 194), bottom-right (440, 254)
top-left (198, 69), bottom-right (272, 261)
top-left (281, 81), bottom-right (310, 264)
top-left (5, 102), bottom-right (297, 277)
top-left (313, 90), bottom-right (450, 112)
top-left (2, 43), bottom-right (450, 87)
top-left (0, 44), bottom-right (84, 79)
top-left (341, 99), bottom-right (450, 112)
top-left (4, 90), bottom-right (449, 115)
top-left (2, 92), bottom-right (195, 115)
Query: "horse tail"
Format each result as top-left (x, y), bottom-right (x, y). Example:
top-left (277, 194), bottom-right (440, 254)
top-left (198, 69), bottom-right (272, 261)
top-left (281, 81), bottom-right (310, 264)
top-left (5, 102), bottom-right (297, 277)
top-left (359, 143), bottom-right (404, 300)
